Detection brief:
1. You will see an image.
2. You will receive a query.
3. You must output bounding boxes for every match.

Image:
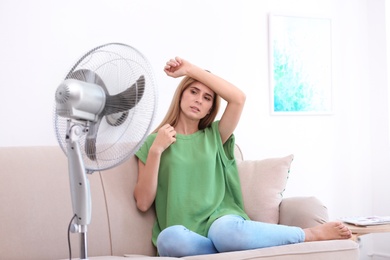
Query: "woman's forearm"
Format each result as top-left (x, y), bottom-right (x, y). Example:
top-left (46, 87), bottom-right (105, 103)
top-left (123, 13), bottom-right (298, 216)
top-left (186, 64), bottom-right (246, 106)
top-left (133, 147), bottom-right (161, 212)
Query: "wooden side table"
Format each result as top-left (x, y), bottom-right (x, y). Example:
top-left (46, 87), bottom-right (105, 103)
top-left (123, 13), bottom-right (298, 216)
top-left (344, 223), bottom-right (390, 241)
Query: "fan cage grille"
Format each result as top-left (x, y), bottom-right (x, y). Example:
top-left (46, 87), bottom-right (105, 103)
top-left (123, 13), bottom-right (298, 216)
top-left (53, 43), bottom-right (157, 171)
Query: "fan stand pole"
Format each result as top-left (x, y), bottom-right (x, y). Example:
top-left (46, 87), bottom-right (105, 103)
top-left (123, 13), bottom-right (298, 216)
top-left (80, 225), bottom-right (88, 259)
top-left (66, 122), bottom-right (92, 260)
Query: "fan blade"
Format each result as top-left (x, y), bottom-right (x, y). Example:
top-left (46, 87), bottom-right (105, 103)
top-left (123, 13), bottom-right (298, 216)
top-left (103, 75), bottom-right (145, 115)
top-left (84, 75), bottom-right (145, 161)
top-left (85, 117), bottom-right (102, 161)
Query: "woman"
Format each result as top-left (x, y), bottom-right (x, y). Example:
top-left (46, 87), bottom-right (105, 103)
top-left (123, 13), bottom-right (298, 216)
top-left (134, 57), bottom-right (351, 257)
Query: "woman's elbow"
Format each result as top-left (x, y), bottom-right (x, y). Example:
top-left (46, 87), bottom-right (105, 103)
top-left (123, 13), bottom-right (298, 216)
top-left (236, 91), bottom-right (246, 108)
top-left (136, 201), bottom-right (150, 212)
top-left (134, 192), bottom-right (152, 212)
top-left (240, 92), bottom-right (246, 105)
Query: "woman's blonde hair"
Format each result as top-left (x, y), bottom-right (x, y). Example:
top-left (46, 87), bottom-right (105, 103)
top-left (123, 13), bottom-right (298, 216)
top-left (153, 76), bottom-right (221, 133)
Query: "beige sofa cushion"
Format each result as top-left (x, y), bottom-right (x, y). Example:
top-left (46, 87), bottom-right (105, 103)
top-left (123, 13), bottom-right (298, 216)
top-left (102, 155), bottom-right (157, 257)
top-left (238, 155), bottom-right (294, 224)
top-left (279, 196), bottom-right (328, 228)
top-left (0, 146), bottom-right (112, 260)
top-left (181, 240), bottom-right (359, 260)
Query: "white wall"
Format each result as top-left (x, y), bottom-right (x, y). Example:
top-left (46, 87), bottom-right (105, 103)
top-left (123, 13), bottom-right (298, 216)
top-left (361, 1), bottom-right (390, 258)
top-left (1, 0), bottom-right (389, 258)
top-left (369, 0), bottom-right (390, 258)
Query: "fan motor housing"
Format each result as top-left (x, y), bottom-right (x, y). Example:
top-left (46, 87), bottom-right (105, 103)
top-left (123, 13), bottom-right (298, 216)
top-left (56, 79), bottom-right (106, 122)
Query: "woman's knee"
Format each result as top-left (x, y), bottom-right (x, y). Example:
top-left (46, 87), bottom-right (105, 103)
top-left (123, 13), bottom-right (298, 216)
top-left (208, 215), bottom-right (247, 252)
top-left (157, 225), bottom-right (217, 257)
top-left (157, 225), bottom-right (187, 255)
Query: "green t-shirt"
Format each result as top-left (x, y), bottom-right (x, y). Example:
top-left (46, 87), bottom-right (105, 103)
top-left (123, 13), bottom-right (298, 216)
top-left (136, 121), bottom-right (249, 246)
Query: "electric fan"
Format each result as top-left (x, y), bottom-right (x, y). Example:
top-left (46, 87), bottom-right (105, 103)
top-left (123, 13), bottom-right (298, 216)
top-left (53, 43), bottom-right (157, 259)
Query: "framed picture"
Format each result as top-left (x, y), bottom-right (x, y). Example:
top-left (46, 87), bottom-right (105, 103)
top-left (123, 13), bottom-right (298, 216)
top-left (268, 14), bottom-right (333, 115)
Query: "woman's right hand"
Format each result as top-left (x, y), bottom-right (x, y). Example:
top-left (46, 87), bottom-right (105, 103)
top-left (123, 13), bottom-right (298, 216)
top-left (151, 124), bottom-right (176, 154)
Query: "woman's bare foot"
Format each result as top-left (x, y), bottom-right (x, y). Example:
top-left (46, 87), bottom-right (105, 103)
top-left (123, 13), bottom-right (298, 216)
top-left (304, 222), bottom-right (352, 242)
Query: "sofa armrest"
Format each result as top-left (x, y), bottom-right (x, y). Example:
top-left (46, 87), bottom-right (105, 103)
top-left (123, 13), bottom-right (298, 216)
top-left (279, 196), bottom-right (329, 228)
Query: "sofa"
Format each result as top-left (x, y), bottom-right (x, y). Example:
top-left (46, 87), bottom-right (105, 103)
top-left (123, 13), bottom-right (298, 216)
top-left (0, 145), bottom-right (359, 260)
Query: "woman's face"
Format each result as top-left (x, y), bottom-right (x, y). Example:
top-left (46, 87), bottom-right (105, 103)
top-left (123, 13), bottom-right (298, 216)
top-left (179, 81), bottom-right (214, 121)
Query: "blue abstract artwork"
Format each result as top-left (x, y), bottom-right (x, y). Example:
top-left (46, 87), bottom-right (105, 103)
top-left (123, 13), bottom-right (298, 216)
top-left (269, 14), bottom-right (332, 114)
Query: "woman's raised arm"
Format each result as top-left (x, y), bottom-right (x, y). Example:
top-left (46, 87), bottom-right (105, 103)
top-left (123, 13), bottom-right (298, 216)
top-left (164, 57), bottom-right (246, 143)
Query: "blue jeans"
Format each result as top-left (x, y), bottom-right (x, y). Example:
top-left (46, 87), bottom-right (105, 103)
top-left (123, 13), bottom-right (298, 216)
top-left (156, 215), bottom-right (305, 257)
